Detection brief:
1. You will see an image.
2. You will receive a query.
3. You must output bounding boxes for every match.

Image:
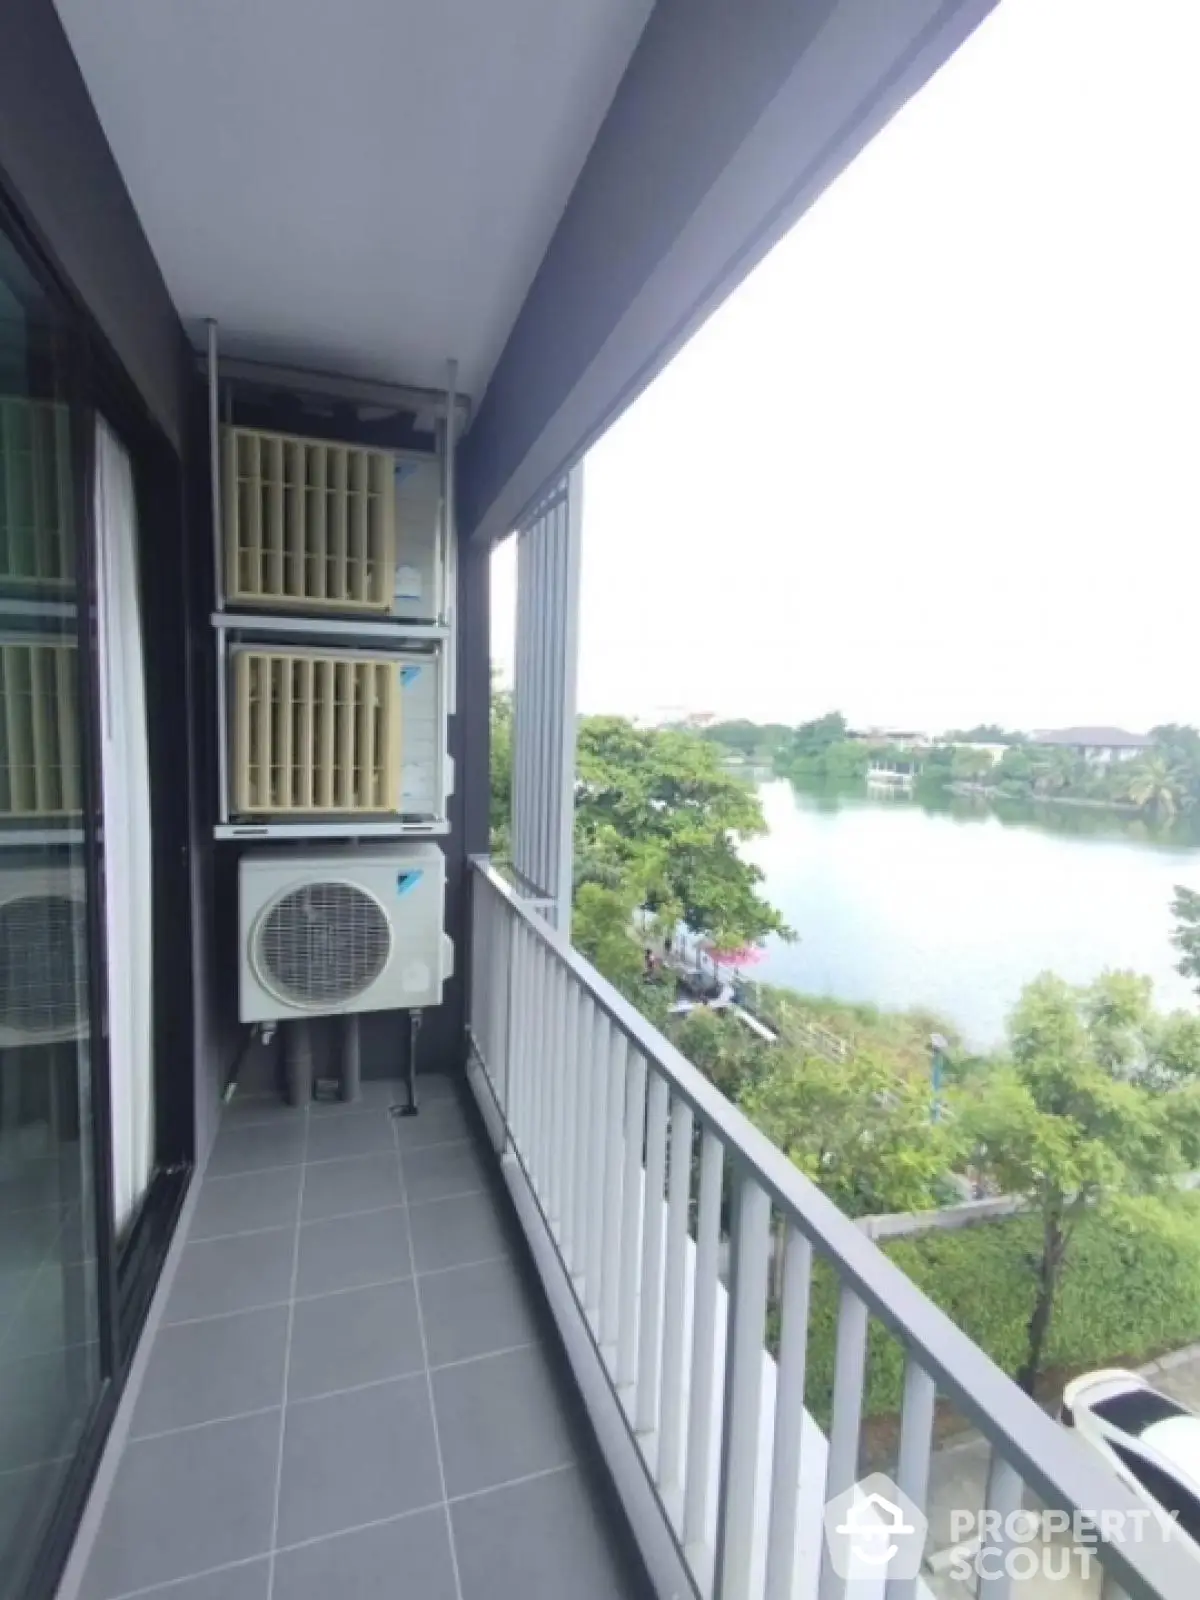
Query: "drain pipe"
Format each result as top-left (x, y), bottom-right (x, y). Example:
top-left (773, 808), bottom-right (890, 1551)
top-left (340, 1015), bottom-right (361, 1104)
top-left (284, 1020), bottom-right (314, 1108)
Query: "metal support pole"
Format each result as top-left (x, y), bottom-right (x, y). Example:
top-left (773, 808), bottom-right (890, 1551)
top-left (397, 1009), bottom-right (423, 1117)
top-left (284, 1020), bottom-right (313, 1109)
top-left (340, 1015), bottom-right (361, 1104)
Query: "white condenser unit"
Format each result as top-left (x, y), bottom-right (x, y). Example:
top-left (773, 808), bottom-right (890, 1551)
top-left (238, 845), bottom-right (453, 1023)
top-left (0, 864), bottom-right (88, 1045)
top-left (229, 645), bottom-right (448, 820)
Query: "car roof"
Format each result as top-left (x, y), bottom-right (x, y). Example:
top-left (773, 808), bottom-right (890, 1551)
top-left (1090, 1387), bottom-right (1189, 1436)
top-left (1139, 1417), bottom-right (1200, 1495)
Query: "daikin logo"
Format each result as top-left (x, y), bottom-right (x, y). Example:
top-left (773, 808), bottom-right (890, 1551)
top-left (395, 871), bottom-right (423, 898)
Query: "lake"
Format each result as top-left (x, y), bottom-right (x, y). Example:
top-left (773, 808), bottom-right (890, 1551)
top-left (740, 779), bottom-right (1200, 1047)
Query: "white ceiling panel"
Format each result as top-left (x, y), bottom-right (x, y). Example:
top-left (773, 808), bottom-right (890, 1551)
top-left (54, 0), bottom-right (651, 401)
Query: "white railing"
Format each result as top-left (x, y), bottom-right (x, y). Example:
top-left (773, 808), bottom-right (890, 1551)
top-left (467, 859), bottom-right (1195, 1600)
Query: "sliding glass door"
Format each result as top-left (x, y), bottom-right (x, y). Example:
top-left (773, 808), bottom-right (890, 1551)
top-left (0, 222), bottom-right (105, 1598)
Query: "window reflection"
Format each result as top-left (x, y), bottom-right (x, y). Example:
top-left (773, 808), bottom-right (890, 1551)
top-left (0, 231), bottom-right (99, 1600)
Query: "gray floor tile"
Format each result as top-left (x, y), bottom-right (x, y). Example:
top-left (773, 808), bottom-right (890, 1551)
top-left (408, 1191), bottom-right (510, 1275)
top-left (131, 1306), bottom-right (288, 1437)
top-left (0, 1461), bottom-right (64, 1589)
top-left (0, 1343), bottom-right (97, 1469)
top-left (305, 1113), bottom-right (396, 1163)
top-left (299, 1154), bottom-right (404, 1222)
top-left (221, 1092), bottom-right (290, 1129)
top-left (420, 1255), bottom-right (537, 1369)
top-left (129, 1560), bottom-right (271, 1599)
top-left (402, 1140), bottom-right (487, 1206)
top-left (392, 1098), bottom-right (469, 1150)
top-left (273, 1507), bottom-right (457, 1600)
top-left (207, 1121), bottom-right (306, 1177)
top-left (0, 1205), bottom-right (67, 1274)
top-left (309, 1076), bottom-right (440, 1112)
top-left (277, 1377), bottom-right (441, 1546)
top-left (287, 1280), bottom-right (424, 1401)
top-left (295, 1207), bottom-right (410, 1298)
top-left (165, 1229), bottom-right (295, 1324)
top-left (2, 1257), bottom-right (98, 1359)
top-left (432, 1345), bottom-right (576, 1497)
top-left (452, 1464), bottom-right (649, 1600)
top-left (189, 1167), bottom-right (302, 1241)
top-left (80, 1411), bottom-right (278, 1600)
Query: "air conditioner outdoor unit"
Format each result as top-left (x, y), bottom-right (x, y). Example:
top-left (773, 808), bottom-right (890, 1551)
top-left (238, 845), bottom-right (453, 1023)
top-left (223, 427), bottom-right (397, 613)
top-left (228, 645), bottom-right (448, 820)
top-left (0, 399), bottom-right (74, 591)
top-left (0, 864), bottom-right (88, 1046)
top-left (0, 637), bottom-right (82, 818)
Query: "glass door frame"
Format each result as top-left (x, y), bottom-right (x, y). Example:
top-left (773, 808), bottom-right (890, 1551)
top-left (0, 180), bottom-right (196, 1600)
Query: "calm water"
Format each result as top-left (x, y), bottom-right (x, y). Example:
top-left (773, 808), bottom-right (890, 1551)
top-left (741, 780), bottom-right (1200, 1046)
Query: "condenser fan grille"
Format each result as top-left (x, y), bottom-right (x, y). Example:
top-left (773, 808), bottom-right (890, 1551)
top-left (0, 893), bottom-right (85, 1035)
top-left (256, 881), bottom-right (392, 1008)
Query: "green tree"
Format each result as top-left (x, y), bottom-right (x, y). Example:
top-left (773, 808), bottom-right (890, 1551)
top-left (489, 683), bottom-right (513, 853)
top-left (1171, 886), bottom-right (1200, 998)
top-left (961, 973), bottom-right (1200, 1393)
top-left (571, 882), bottom-right (645, 992)
top-left (574, 717), bottom-right (790, 949)
top-left (740, 1050), bottom-right (958, 1218)
top-left (949, 746), bottom-right (995, 782)
top-left (1120, 755), bottom-right (1187, 820)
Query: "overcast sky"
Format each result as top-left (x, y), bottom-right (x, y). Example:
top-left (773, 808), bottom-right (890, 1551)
top-left (492, 0), bottom-right (1200, 735)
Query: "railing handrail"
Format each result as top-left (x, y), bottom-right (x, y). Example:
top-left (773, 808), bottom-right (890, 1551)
top-left (471, 856), bottom-right (1198, 1599)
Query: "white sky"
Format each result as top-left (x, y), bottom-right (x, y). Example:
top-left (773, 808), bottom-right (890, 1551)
top-left (492, 0), bottom-right (1200, 735)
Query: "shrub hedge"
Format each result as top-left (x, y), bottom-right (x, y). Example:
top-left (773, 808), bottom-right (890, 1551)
top-left (802, 1192), bottom-right (1200, 1421)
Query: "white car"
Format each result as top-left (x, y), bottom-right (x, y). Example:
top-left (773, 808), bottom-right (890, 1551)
top-left (1061, 1369), bottom-right (1200, 1555)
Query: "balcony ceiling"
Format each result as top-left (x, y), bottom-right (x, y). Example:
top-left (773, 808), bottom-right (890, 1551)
top-left (52, 0), bottom-right (653, 402)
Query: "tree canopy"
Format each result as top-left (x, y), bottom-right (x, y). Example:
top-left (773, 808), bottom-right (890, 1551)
top-left (572, 717), bottom-right (790, 949)
top-left (960, 972), bottom-right (1200, 1391)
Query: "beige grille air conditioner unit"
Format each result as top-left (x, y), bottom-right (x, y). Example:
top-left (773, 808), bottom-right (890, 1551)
top-left (232, 648), bottom-right (403, 816)
top-left (0, 400), bottom-right (74, 590)
top-left (0, 639), bottom-right (82, 818)
top-left (223, 427), bottom-right (396, 612)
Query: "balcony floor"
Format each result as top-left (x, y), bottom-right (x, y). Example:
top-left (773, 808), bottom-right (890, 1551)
top-left (77, 1076), bottom-right (653, 1600)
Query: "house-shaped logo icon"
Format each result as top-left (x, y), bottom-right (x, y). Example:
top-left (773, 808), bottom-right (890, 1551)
top-left (824, 1473), bottom-right (928, 1582)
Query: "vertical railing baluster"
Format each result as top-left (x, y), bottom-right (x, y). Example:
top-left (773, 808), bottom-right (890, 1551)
top-left (657, 1097), bottom-right (694, 1506)
top-left (714, 1172), bottom-right (771, 1600)
top-left (599, 1025), bottom-right (627, 1354)
top-left (509, 920), bottom-right (527, 1146)
top-left (498, 894), bottom-right (513, 1121)
top-left (885, 1360), bottom-right (937, 1600)
top-left (817, 1286), bottom-right (870, 1600)
top-left (584, 1008), bottom-right (609, 1327)
top-left (978, 1454), bottom-right (1023, 1600)
top-left (545, 954), bottom-right (566, 1232)
top-left (560, 980), bottom-right (580, 1269)
top-left (570, 982), bottom-right (590, 1281)
top-left (527, 938), bottom-right (546, 1192)
top-left (616, 1049), bottom-right (648, 1395)
top-left (636, 1072), bottom-right (670, 1441)
top-left (764, 1224), bottom-right (813, 1600)
top-left (684, 1130), bottom-right (724, 1558)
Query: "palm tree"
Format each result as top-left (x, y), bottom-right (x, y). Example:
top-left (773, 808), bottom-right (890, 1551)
top-left (1121, 756), bottom-right (1185, 820)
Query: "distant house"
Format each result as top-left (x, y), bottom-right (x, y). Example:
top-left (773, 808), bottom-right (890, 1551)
top-left (1031, 727), bottom-right (1153, 765)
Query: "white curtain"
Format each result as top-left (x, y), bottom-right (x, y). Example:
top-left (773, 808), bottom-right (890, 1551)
top-left (94, 418), bottom-right (154, 1235)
